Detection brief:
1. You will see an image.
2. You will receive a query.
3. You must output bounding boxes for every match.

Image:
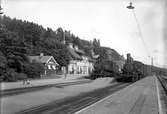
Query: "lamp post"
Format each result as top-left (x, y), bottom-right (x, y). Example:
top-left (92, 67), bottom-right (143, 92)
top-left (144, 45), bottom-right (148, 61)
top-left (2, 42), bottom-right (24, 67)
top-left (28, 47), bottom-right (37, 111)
top-left (148, 56), bottom-right (154, 76)
top-left (63, 31), bottom-right (66, 45)
top-left (151, 57), bottom-right (154, 75)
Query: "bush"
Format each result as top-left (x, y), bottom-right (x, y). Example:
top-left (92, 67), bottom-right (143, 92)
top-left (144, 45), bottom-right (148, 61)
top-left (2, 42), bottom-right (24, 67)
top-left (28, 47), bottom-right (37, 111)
top-left (17, 73), bottom-right (27, 80)
top-left (3, 69), bottom-right (18, 82)
top-left (0, 74), bottom-right (5, 82)
top-left (23, 62), bottom-right (44, 79)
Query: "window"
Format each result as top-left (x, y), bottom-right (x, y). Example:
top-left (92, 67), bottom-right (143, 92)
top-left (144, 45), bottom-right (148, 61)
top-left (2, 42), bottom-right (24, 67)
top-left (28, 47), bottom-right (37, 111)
top-left (48, 65), bottom-right (52, 69)
top-left (52, 65), bottom-right (56, 70)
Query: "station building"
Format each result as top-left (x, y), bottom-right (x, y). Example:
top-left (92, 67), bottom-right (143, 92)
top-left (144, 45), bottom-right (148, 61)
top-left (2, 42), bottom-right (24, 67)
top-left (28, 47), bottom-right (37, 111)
top-left (67, 43), bottom-right (94, 75)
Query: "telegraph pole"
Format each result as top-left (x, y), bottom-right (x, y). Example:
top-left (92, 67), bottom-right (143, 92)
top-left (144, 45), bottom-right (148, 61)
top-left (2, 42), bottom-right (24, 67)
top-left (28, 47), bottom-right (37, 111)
top-left (148, 56), bottom-right (153, 76)
top-left (62, 30), bottom-right (67, 79)
top-left (151, 57), bottom-right (154, 75)
top-left (151, 57), bottom-right (154, 66)
top-left (63, 31), bottom-right (66, 45)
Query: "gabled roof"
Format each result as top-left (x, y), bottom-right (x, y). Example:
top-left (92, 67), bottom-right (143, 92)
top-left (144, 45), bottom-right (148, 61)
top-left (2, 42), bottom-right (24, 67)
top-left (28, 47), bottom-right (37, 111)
top-left (28, 56), bottom-right (58, 65)
top-left (68, 48), bottom-right (82, 60)
top-left (85, 56), bottom-right (95, 62)
top-left (67, 44), bottom-right (94, 62)
top-left (75, 49), bottom-right (85, 55)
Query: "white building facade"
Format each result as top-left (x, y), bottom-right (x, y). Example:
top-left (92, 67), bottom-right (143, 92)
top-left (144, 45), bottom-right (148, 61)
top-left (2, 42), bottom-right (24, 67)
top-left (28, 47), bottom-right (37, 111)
top-left (67, 43), bottom-right (94, 75)
top-left (68, 59), bottom-right (94, 74)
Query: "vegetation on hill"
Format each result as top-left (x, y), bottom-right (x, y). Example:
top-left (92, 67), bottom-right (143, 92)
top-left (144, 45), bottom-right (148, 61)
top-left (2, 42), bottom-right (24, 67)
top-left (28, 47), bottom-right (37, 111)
top-left (0, 15), bottom-right (124, 82)
top-left (1, 15), bottom-right (166, 82)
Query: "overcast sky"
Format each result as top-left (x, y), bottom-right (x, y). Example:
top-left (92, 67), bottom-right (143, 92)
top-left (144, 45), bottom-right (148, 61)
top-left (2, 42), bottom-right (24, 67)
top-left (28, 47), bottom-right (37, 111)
top-left (1, 0), bottom-right (166, 67)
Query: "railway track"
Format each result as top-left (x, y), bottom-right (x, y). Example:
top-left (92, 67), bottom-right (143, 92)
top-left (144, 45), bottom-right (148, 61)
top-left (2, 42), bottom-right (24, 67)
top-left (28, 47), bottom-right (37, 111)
top-left (0, 80), bottom-right (92, 98)
top-left (157, 76), bottom-right (167, 113)
top-left (16, 82), bottom-right (131, 114)
top-left (157, 76), bottom-right (167, 94)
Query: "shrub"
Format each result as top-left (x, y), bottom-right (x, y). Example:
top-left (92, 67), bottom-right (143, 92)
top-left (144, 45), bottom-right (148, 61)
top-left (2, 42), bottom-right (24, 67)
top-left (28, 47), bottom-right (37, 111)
top-left (17, 73), bottom-right (27, 80)
top-left (0, 74), bottom-right (5, 82)
top-left (3, 69), bottom-right (18, 82)
top-left (23, 62), bottom-right (44, 79)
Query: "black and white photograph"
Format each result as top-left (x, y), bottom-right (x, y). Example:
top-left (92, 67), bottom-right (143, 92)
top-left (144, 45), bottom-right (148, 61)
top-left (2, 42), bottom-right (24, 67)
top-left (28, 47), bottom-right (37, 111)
top-left (0, 0), bottom-right (167, 114)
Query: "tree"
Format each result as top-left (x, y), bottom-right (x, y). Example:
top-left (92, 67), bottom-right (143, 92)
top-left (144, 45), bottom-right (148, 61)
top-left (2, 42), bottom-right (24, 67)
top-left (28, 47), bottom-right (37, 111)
top-left (56, 27), bottom-right (64, 42)
top-left (0, 51), bottom-right (7, 81)
top-left (23, 62), bottom-right (45, 78)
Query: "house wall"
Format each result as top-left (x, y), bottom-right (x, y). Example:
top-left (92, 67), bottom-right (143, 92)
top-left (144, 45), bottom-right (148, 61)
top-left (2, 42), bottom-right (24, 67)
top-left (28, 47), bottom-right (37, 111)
top-left (68, 60), bottom-right (93, 75)
top-left (44, 57), bottom-right (59, 75)
top-left (29, 55), bottom-right (59, 76)
top-left (44, 63), bottom-right (59, 75)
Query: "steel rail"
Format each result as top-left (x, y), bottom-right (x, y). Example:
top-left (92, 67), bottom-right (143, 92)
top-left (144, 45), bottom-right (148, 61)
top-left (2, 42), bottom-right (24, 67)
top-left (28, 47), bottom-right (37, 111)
top-left (157, 76), bottom-right (167, 114)
top-left (0, 80), bottom-right (92, 98)
top-left (16, 83), bottom-right (131, 114)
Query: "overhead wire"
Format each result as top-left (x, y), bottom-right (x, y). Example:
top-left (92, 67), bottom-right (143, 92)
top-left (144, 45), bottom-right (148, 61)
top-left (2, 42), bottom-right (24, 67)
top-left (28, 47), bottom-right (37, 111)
top-left (127, 0), bottom-right (151, 57)
top-left (132, 9), bottom-right (150, 57)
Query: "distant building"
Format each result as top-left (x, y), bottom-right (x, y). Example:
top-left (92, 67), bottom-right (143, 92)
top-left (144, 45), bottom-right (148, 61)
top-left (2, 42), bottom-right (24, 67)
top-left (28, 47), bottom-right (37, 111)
top-left (67, 43), bottom-right (94, 75)
top-left (28, 53), bottom-right (59, 76)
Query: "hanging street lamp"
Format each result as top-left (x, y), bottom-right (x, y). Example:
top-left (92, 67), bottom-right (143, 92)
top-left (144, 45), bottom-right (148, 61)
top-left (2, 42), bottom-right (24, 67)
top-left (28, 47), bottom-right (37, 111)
top-left (127, 2), bottom-right (135, 9)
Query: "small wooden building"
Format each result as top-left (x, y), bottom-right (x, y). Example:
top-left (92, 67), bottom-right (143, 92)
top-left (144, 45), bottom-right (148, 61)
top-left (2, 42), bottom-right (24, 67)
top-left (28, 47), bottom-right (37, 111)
top-left (28, 53), bottom-right (59, 76)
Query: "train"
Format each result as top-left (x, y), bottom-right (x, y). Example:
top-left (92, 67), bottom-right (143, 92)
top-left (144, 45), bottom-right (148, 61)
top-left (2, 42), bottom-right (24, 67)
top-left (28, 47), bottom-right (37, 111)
top-left (91, 59), bottom-right (167, 82)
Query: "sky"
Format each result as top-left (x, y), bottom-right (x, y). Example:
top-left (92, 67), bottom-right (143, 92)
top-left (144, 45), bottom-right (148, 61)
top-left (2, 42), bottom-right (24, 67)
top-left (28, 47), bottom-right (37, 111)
top-left (1, 0), bottom-right (166, 67)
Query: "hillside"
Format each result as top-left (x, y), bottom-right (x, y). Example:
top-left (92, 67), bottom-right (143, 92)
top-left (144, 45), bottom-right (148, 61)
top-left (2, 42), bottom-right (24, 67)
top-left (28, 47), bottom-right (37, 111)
top-left (0, 15), bottom-right (124, 81)
top-left (101, 47), bottom-right (125, 61)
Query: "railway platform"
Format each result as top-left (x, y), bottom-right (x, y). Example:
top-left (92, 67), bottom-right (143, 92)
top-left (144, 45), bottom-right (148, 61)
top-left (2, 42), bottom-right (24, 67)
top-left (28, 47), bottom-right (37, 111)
top-left (75, 76), bottom-right (165, 114)
top-left (0, 74), bottom-right (88, 91)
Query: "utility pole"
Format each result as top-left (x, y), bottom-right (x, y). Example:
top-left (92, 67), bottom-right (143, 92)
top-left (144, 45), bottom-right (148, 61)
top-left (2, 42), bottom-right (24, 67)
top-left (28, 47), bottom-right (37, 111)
top-left (151, 57), bottom-right (154, 66)
top-left (62, 30), bottom-right (67, 79)
top-left (151, 57), bottom-right (154, 75)
top-left (148, 56), bottom-right (152, 76)
top-left (63, 31), bottom-right (66, 45)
